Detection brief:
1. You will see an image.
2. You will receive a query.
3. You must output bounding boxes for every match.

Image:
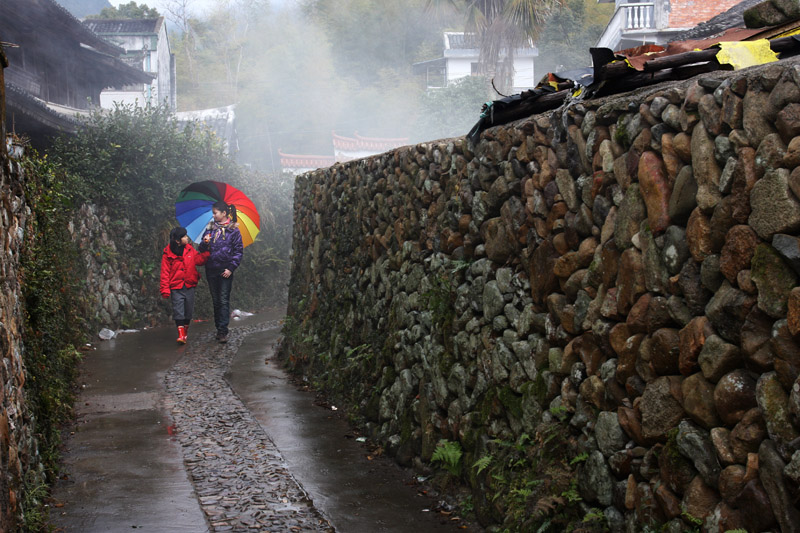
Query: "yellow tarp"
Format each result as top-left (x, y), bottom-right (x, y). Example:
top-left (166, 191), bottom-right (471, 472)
top-left (774, 27), bottom-right (800, 39)
top-left (716, 40), bottom-right (778, 70)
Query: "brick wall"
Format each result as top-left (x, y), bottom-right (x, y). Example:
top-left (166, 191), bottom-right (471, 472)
top-left (668, 0), bottom-right (744, 28)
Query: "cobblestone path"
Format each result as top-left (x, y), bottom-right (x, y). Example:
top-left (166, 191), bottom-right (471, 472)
top-left (164, 321), bottom-right (333, 532)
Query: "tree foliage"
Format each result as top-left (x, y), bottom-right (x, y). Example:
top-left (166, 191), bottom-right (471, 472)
top-left (234, 9), bottom-right (348, 169)
top-left (87, 1), bottom-right (160, 19)
top-left (171, 0), bottom-right (268, 110)
top-left (534, 0), bottom-right (612, 75)
top-left (57, 0), bottom-right (112, 18)
top-left (170, 0), bottom-right (600, 169)
top-left (50, 104), bottom-right (226, 231)
top-left (416, 75), bottom-right (490, 141)
top-left (301, 0), bottom-right (452, 85)
top-left (431, 0), bottom-right (559, 93)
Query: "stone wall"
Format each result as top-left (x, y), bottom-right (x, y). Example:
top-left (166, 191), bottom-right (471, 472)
top-left (283, 57), bottom-right (800, 531)
top-left (0, 142), bottom-right (39, 530)
top-left (70, 204), bottom-right (164, 331)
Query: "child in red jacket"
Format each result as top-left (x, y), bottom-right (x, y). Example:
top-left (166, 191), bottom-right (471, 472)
top-left (160, 227), bottom-right (210, 344)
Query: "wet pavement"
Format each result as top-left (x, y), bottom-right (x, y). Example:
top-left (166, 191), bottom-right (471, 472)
top-left (50, 322), bottom-right (208, 532)
top-left (51, 311), bottom-right (481, 533)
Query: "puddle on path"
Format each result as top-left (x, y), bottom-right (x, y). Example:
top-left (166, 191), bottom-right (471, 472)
top-left (50, 324), bottom-right (209, 532)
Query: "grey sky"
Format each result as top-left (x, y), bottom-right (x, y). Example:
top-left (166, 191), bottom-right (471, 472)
top-left (110, 0), bottom-right (293, 17)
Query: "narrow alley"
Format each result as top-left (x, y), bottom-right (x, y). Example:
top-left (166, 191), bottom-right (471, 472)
top-left (50, 313), bottom-right (480, 532)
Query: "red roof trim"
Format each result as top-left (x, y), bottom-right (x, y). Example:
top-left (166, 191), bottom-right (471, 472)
top-left (278, 150), bottom-right (335, 168)
top-left (332, 131), bottom-right (408, 152)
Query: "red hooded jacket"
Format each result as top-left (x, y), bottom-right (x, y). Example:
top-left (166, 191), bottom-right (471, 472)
top-left (160, 242), bottom-right (210, 297)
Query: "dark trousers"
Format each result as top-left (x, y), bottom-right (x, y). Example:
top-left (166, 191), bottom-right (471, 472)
top-left (206, 270), bottom-right (233, 334)
top-left (171, 286), bottom-right (195, 327)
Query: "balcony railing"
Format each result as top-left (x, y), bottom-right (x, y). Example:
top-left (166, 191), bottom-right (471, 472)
top-left (595, 1), bottom-right (660, 50)
top-left (622, 2), bottom-right (655, 30)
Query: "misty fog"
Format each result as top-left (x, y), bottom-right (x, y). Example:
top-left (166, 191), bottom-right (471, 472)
top-left (164, 0), bottom-right (608, 173)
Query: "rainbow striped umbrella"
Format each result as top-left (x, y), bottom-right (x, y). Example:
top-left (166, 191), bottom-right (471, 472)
top-left (175, 180), bottom-right (260, 247)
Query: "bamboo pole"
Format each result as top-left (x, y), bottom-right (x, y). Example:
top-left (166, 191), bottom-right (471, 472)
top-left (599, 35), bottom-right (800, 78)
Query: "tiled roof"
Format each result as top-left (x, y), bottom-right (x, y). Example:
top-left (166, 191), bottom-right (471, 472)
top-left (16, 0), bottom-right (124, 56)
top-left (85, 17), bottom-right (163, 35)
top-left (444, 31), bottom-right (535, 52)
top-left (445, 32), bottom-right (480, 50)
top-left (6, 82), bottom-right (82, 125)
top-left (332, 132), bottom-right (408, 152)
top-left (676, 0), bottom-right (763, 41)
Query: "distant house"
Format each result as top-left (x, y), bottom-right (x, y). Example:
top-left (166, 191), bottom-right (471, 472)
top-left (1, 0), bottom-right (153, 147)
top-left (413, 32), bottom-right (538, 92)
top-left (596, 0), bottom-right (746, 50)
top-left (279, 132), bottom-right (409, 176)
top-left (175, 105), bottom-right (239, 155)
top-left (332, 132), bottom-right (408, 163)
top-left (84, 17), bottom-right (176, 110)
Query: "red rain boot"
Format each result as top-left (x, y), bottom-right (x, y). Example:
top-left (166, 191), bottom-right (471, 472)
top-left (177, 326), bottom-right (187, 344)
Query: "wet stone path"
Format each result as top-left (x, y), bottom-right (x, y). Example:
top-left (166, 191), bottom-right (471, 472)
top-left (164, 321), bottom-right (333, 532)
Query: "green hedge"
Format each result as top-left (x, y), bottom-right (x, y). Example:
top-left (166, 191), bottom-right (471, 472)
top-left (49, 104), bottom-right (292, 319)
top-left (19, 153), bottom-right (86, 530)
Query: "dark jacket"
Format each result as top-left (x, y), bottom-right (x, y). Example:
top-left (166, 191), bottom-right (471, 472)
top-left (200, 222), bottom-right (243, 273)
top-left (160, 243), bottom-right (209, 297)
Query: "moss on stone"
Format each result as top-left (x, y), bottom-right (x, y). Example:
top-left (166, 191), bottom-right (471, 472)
top-left (438, 350), bottom-right (456, 376)
top-left (380, 367), bottom-right (398, 389)
top-left (498, 386), bottom-right (523, 420)
top-left (615, 115), bottom-right (631, 148)
top-left (478, 386), bottom-right (499, 425)
top-left (399, 409), bottom-right (415, 443)
top-left (530, 372), bottom-right (548, 407)
top-left (751, 243), bottom-right (798, 316)
top-left (364, 390), bottom-right (381, 422)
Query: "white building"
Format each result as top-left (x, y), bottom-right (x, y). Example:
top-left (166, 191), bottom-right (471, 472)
top-left (175, 105), bottom-right (239, 155)
top-left (85, 17), bottom-right (176, 109)
top-left (595, 0), bottom-right (748, 51)
top-left (413, 32), bottom-right (538, 92)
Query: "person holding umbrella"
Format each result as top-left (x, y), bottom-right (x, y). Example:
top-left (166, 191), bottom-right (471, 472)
top-left (160, 227), bottom-right (210, 344)
top-left (175, 180), bottom-right (259, 343)
top-left (199, 201), bottom-right (243, 343)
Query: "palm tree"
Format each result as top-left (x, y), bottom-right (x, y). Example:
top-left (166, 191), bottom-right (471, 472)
top-left (431, 0), bottom-right (560, 94)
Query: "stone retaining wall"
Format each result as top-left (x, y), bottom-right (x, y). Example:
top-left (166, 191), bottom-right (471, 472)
top-left (283, 57), bottom-right (800, 531)
top-left (70, 204), bottom-right (163, 331)
top-left (0, 145), bottom-right (38, 531)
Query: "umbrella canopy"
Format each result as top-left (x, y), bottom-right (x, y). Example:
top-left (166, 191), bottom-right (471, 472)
top-left (175, 180), bottom-right (261, 247)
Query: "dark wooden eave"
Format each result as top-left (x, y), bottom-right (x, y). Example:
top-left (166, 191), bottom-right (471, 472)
top-left (4, 82), bottom-right (82, 147)
top-left (9, 0), bottom-right (125, 57)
